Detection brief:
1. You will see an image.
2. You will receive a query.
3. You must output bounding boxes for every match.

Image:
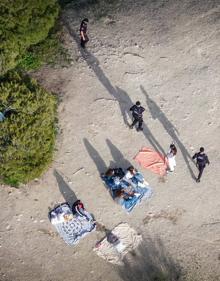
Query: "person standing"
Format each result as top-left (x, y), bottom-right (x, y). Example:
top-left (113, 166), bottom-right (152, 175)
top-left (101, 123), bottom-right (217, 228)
top-left (80, 18), bottom-right (89, 48)
top-left (167, 143), bottom-right (177, 172)
top-left (192, 147), bottom-right (210, 182)
top-left (129, 101), bottom-right (145, 131)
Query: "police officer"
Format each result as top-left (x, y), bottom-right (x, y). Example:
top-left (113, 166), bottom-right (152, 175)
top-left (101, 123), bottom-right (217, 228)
top-left (80, 18), bottom-right (89, 48)
top-left (192, 147), bottom-right (210, 182)
top-left (129, 101), bottom-right (145, 131)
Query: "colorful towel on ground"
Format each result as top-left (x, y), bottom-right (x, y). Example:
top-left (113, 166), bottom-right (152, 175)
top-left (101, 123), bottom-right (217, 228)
top-left (94, 223), bottom-right (142, 265)
top-left (49, 203), bottom-right (96, 246)
top-left (134, 147), bottom-right (168, 176)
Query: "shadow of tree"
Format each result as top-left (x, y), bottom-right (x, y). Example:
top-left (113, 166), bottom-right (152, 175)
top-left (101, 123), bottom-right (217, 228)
top-left (140, 85), bottom-right (196, 179)
top-left (63, 19), bottom-right (164, 154)
top-left (118, 237), bottom-right (182, 281)
top-left (53, 169), bottom-right (78, 207)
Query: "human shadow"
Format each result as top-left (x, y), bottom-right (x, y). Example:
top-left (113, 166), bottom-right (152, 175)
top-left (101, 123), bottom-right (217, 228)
top-left (140, 85), bottom-right (196, 179)
top-left (83, 138), bottom-right (107, 173)
top-left (106, 138), bottom-right (132, 168)
top-left (63, 20), bottom-right (165, 154)
top-left (53, 169), bottom-right (78, 207)
top-left (118, 237), bottom-right (182, 281)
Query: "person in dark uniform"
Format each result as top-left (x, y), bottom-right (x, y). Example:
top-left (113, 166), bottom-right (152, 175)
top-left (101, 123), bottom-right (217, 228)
top-left (192, 147), bottom-right (210, 182)
top-left (80, 18), bottom-right (89, 48)
top-left (129, 101), bottom-right (145, 131)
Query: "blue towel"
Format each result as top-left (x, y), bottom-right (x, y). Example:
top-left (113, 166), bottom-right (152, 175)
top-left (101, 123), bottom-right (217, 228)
top-left (101, 172), bottom-right (153, 212)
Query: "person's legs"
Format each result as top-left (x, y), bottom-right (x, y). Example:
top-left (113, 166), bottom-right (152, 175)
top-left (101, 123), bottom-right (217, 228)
top-left (197, 165), bottom-right (205, 182)
top-left (137, 118), bottom-right (143, 130)
top-left (130, 118), bottom-right (138, 128)
top-left (81, 38), bottom-right (85, 48)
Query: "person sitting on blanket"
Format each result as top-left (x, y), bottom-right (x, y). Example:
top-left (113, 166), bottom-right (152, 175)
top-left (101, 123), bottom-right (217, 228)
top-left (72, 200), bottom-right (95, 223)
top-left (124, 166), bottom-right (149, 186)
top-left (102, 168), bottom-right (129, 192)
top-left (114, 189), bottom-right (134, 200)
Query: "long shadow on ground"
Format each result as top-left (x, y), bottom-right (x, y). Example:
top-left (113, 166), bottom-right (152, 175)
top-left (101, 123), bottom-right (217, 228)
top-left (106, 138), bottom-right (132, 168)
top-left (140, 85), bottom-right (196, 179)
top-left (83, 138), bottom-right (107, 174)
top-left (63, 19), bottom-right (164, 154)
top-left (54, 169), bottom-right (78, 207)
top-left (118, 237), bottom-right (182, 281)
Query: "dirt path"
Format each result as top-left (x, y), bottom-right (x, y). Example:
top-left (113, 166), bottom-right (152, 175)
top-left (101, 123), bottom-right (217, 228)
top-left (1, 1), bottom-right (220, 280)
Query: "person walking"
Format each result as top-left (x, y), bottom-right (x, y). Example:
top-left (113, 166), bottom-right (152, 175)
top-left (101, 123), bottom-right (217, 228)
top-left (192, 147), bottom-right (210, 182)
top-left (167, 142), bottom-right (177, 172)
top-left (80, 18), bottom-right (89, 48)
top-left (129, 101), bottom-right (145, 131)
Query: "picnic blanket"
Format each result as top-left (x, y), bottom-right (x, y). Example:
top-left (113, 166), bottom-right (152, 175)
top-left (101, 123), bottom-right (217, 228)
top-left (49, 203), bottom-right (96, 246)
top-left (94, 223), bottom-right (142, 265)
top-left (134, 147), bottom-right (168, 176)
top-left (116, 184), bottom-right (152, 212)
top-left (101, 170), bottom-right (153, 213)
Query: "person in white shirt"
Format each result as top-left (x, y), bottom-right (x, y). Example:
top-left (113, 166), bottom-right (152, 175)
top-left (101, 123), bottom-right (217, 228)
top-left (167, 143), bottom-right (177, 172)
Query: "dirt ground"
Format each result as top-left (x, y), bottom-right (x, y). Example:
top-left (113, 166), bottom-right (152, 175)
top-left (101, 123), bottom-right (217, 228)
top-left (1, 0), bottom-right (220, 280)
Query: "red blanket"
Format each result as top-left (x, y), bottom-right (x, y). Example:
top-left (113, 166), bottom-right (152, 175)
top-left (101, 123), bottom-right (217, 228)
top-left (134, 147), bottom-right (168, 176)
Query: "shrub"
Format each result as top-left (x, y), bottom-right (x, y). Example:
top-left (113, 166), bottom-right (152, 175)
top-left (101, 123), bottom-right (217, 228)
top-left (18, 24), bottom-right (71, 71)
top-left (0, 71), bottom-right (57, 186)
top-left (0, 0), bottom-right (59, 75)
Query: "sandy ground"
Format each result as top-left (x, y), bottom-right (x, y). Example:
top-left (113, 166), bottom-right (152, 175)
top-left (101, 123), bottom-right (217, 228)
top-left (1, 0), bottom-right (220, 280)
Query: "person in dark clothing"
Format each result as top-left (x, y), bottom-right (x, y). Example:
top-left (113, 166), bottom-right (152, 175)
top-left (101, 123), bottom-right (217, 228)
top-left (80, 18), bottom-right (89, 48)
top-left (192, 147), bottom-right (210, 182)
top-left (129, 101), bottom-right (145, 131)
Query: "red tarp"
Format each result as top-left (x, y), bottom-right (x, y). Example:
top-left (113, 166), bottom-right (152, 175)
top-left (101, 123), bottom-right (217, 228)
top-left (134, 147), bottom-right (168, 176)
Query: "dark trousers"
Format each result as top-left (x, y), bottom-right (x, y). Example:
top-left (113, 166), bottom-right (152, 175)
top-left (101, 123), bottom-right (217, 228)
top-left (197, 165), bottom-right (205, 180)
top-left (132, 117), bottom-right (143, 129)
top-left (80, 35), bottom-right (89, 48)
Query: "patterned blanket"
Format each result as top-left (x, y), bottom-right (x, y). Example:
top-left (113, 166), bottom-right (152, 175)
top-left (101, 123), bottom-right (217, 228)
top-left (94, 223), bottom-right (142, 265)
top-left (49, 203), bottom-right (96, 246)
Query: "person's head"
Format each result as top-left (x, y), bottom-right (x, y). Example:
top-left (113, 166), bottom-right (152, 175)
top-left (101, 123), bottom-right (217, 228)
top-left (136, 101), bottom-right (141, 107)
top-left (82, 18), bottom-right (89, 24)
top-left (200, 147), bottom-right (205, 153)
top-left (127, 166), bottom-right (136, 174)
top-left (115, 189), bottom-right (124, 198)
top-left (105, 168), bottom-right (114, 177)
top-left (170, 144), bottom-right (177, 155)
top-left (170, 144), bottom-right (176, 150)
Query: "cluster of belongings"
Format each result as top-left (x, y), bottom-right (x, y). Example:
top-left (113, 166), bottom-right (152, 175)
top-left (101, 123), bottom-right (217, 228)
top-left (49, 200), bottom-right (96, 246)
top-left (0, 108), bottom-right (16, 122)
top-left (94, 223), bottom-right (142, 265)
top-left (101, 166), bottom-right (152, 212)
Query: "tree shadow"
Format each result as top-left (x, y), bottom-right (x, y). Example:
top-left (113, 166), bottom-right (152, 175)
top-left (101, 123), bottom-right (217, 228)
top-left (53, 169), bottom-right (78, 207)
top-left (140, 85), bottom-right (196, 179)
top-left (106, 138), bottom-right (132, 168)
top-left (63, 19), bottom-right (164, 154)
top-left (118, 237), bottom-right (182, 281)
top-left (83, 138), bottom-right (107, 173)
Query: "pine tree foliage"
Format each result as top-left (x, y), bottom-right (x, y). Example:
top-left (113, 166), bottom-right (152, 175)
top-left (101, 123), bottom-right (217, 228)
top-left (0, 72), bottom-right (57, 186)
top-left (0, 0), bottom-right (59, 75)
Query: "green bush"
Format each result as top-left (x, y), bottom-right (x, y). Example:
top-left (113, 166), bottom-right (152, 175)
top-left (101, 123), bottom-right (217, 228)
top-left (0, 0), bottom-right (59, 75)
top-left (18, 24), bottom-right (71, 71)
top-left (0, 71), bottom-right (57, 186)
